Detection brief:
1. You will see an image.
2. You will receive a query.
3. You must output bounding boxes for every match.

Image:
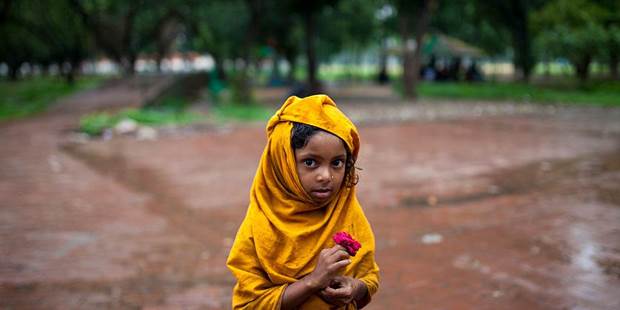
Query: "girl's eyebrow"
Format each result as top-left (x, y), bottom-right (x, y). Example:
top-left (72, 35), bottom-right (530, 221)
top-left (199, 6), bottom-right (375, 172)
top-left (300, 152), bottom-right (346, 160)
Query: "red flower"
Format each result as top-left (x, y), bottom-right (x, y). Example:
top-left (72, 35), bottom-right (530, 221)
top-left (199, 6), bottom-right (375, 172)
top-left (333, 231), bottom-right (362, 256)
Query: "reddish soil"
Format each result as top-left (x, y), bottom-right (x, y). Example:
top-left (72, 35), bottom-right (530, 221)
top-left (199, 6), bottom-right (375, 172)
top-left (1, 82), bottom-right (619, 309)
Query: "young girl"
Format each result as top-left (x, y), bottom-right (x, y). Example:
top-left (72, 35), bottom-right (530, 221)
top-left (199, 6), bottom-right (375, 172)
top-left (226, 94), bottom-right (380, 309)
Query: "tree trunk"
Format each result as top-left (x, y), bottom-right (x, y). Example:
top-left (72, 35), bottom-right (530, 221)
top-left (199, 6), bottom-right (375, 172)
top-left (64, 59), bottom-right (81, 84)
top-left (41, 63), bottom-right (50, 76)
top-left (121, 55), bottom-right (136, 75)
top-left (400, 14), bottom-right (414, 98)
top-left (285, 50), bottom-right (296, 84)
top-left (156, 54), bottom-right (163, 73)
top-left (232, 0), bottom-right (259, 104)
top-left (400, 0), bottom-right (433, 100)
top-left (270, 52), bottom-right (283, 85)
top-left (64, 66), bottom-right (76, 84)
top-left (0, 0), bottom-right (13, 25)
top-left (509, 0), bottom-right (533, 82)
top-left (377, 38), bottom-right (389, 84)
top-left (574, 54), bottom-right (592, 83)
top-left (610, 50), bottom-right (619, 80)
top-left (8, 63), bottom-right (20, 81)
top-left (214, 56), bottom-right (227, 81)
top-left (303, 10), bottom-right (320, 93)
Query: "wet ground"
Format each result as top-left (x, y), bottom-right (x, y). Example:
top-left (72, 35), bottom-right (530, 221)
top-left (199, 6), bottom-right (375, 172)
top-left (1, 82), bottom-right (619, 309)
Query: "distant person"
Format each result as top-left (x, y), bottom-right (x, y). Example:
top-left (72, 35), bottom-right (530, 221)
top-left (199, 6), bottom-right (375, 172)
top-left (377, 68), bottom-right (389, 84)
top-left (227, 95), bottom-right (380, 309)
top-left (448, 57), bottom-right (462, 81)
top-left (465, 60), bottom-right (483, 82)
top-left (435, 59), bottom-right (449, 81)
top-left (421, 55), bottom-right (438, 81)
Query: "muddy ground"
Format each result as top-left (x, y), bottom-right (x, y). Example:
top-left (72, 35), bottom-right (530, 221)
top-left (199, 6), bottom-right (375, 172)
top-left (1, 80), bottom-right (619, 309)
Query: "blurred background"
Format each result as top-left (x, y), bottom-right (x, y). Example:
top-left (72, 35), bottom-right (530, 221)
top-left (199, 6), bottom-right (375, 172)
top-left (2, 0), bottom-right (620, 113)
top-left (1, 0), bottom-right (619, 309)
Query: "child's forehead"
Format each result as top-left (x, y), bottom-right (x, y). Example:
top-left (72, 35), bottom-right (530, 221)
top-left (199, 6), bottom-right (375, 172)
top-left (297, 131), bottom-right (347, 156)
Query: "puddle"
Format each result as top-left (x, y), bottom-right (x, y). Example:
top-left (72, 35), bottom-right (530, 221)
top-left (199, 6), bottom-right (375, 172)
top-left (398, 148), bottom-right (620, 209)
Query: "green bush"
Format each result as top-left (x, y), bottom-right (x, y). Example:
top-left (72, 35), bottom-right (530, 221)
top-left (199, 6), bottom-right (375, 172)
top-left (79, 112), bottom-right (119, 136)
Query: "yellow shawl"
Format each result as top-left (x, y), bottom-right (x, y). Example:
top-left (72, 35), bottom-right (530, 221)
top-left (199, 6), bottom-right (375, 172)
top-left (226, 95), bottom-right (380, 309)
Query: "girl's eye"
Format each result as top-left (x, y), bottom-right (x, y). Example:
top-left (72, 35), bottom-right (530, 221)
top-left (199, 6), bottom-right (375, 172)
top-left (332, 159), bottom-right (344, 168)
top-left (303, 159), bottom-right (316, 167)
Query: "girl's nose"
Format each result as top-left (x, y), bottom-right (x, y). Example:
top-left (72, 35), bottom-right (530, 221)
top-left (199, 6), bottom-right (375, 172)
top-left (317, 167), bottom-right (330, 182)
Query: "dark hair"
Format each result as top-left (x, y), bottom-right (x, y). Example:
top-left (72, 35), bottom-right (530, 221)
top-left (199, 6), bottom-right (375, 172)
top-left (291, 122), bottom-right (359, 187)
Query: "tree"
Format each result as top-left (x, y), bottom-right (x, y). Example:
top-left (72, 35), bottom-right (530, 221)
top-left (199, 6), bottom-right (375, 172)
top-left (597, 0), bottom-right (620, 79)
top-left (69, 0), bottom-right (183, 75)
top-left (432, 0), bottom-right (510, 56)
top-left (272, 0), bottom-right (378, 90)
top-left (608, 25), bottom-right (620, 79)
top-left (0, 0), bottom-right (13, 25)
top-left (289, 0), bottom-right (340, 93)
top-left (0, 0), bottom-right (92, 82)
top-left (475, 0), bottom-right (545, 82)
top-left (187, 0), bottom-right (248, 81)
top-left (316, 0), bottom-right (380, 80)
top-left (532, 0), bottom-right (608, 82)
top-left (395, 0), bottom-right (437, 99)
top-left (260, 0), bottom-right (303, 84)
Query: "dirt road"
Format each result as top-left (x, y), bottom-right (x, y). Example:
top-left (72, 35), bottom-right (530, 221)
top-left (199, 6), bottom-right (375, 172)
top-left (1, 84), bottom-right (619, 309)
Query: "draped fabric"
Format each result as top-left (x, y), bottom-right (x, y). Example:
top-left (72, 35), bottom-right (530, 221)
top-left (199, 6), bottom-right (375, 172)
top-left (226, 95), bottom-right (380, 309)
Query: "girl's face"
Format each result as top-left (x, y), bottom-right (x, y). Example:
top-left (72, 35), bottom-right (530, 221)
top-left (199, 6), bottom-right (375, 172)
top-left (294, 131), bottom-right (347, 206)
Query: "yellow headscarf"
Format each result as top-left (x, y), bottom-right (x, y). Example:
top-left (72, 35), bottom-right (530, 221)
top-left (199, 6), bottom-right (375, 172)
top-left (226, 95), bottom-right (380, 309)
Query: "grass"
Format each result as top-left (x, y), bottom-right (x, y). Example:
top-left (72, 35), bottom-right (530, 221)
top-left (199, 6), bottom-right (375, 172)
top-left (79, 102), bottom-right (270, 136)
top-left (405, 80), bottom-right (620, 107)
top-left (0, 76), bottom-right (107, 121)
top-left (78, 74), bottom-right (271, 136)
top-left (80, 93), bottom-right (207, 136)
top-left (313, 62), bottom-right (619, 106)
top-left (79, 107), bottom-right (204, 136)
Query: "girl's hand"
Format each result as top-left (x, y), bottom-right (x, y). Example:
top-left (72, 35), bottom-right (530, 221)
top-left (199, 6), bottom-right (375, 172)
top-left (318, 276), bottom-right (368, 307)
top-left (304, 245), bottom-right (351, 290)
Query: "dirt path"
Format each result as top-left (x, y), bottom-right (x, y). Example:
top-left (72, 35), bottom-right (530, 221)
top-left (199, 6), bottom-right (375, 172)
top-left (1, 84), bottom-right (619, 309)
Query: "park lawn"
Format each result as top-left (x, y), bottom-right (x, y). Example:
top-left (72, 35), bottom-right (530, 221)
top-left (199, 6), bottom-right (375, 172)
top-left (0, 76), bottom-right (107, 121)
top-left (416, 81), bottom-right (620, 107)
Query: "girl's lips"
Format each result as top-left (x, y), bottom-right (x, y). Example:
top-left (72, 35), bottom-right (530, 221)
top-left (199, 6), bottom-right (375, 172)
top-left (311, 189), bottom-right (332, 199)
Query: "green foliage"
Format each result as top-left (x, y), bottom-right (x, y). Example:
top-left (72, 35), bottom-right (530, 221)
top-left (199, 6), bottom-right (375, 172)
top-left (532, 0), bottom-right (614, 79)
top-left (0, 0), bottom-right (92, 81)
top-left (188, 0), bottom-right (248, 61)
top-left (316, 0), bottom-right (380, 60)
top-left (432, 0), bottom-right (510, 56)
top-left (228, 72), bottom-right (256, 105)
top-left (535, 22), bottom-right (607, 62)
top-left (0, 76), bottom-right (105, 121)
top-left (79, 112), bottom-right (119, 136)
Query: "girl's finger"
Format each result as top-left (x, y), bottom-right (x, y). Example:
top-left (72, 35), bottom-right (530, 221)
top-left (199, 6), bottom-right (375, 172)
top-left (326, 244), bottom-right (346, 256)
top-left (323, 286), bottom-right (352, 298)
top-left (329, 248), bottom-right (350, 261)
top-left (329, 258), bottom-right (351, 271)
